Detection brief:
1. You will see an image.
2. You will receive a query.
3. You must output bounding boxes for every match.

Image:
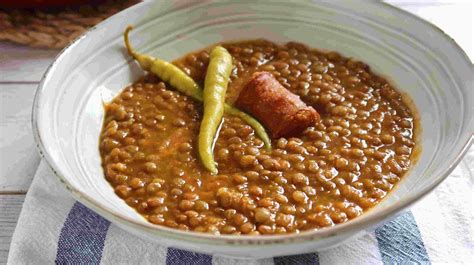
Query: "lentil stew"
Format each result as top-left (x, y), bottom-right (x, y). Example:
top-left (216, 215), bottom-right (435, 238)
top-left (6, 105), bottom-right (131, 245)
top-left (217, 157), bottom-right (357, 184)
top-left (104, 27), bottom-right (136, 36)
top-left (99, 39), bottom-right (418, 235)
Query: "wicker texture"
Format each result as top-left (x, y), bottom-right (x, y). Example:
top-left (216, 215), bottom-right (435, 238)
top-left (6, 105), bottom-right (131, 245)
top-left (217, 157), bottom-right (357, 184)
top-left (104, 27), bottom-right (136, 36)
top-left (0, 0), bottom-right (139, 49)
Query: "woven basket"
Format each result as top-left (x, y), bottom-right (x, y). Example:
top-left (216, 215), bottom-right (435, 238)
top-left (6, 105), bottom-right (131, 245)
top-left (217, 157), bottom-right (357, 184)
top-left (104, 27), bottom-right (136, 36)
top-left (0, 0), bottom-right (139, 49)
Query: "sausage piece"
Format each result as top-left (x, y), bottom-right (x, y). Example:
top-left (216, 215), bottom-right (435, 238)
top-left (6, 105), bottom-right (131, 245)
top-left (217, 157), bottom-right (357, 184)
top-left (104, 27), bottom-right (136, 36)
top-left (235, 71), bottom-right (320, 138)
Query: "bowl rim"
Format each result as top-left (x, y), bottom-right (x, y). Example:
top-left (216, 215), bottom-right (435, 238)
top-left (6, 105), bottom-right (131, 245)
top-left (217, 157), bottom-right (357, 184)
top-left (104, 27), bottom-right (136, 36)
top-left (31, 0), bottom-right (474, 245)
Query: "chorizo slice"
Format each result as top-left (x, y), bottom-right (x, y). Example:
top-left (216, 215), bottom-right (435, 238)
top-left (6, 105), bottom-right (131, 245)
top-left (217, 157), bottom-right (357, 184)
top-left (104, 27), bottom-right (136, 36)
top-left (235, 71), bottom-right (320, 138)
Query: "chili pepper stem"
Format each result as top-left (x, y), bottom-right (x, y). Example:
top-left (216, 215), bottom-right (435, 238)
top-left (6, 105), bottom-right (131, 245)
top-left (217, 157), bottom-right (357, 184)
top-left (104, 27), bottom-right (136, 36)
top-left (124, 25), bottom-right (135, 57)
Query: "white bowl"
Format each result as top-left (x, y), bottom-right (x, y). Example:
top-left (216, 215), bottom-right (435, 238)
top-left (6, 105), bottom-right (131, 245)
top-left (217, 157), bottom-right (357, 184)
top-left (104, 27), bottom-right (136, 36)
top-left (33, 0), bottom-right (473, 258)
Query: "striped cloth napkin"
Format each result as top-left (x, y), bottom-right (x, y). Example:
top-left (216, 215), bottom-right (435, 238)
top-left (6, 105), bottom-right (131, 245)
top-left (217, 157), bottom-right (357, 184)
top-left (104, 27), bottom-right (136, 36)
top-left (8, 146), bottom-right (473, 264)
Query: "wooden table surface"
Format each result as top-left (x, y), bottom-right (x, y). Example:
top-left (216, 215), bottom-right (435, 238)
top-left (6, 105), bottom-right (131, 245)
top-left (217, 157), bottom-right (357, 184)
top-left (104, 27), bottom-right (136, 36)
top-left (0, 1), bottom-right (472, 263)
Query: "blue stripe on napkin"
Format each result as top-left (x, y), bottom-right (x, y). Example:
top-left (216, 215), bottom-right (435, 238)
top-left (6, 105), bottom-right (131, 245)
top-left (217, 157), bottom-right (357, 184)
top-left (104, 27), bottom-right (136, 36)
top-left (375, 211), bottom-right (430, 264)
top-left (274, 253), bottom-right (319, 265)
top-left (166, 248), bottom-right (212, 265)
top-left (56, 202), bottom-right (111, 265)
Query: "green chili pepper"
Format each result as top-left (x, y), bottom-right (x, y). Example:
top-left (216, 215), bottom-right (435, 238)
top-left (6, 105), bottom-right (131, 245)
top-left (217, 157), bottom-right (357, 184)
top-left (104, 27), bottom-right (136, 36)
top-left (224, 104), bottom-right (271, 151)
top-left (197, 46), bottom-right (233, 174)
top-left (124, 26), bottom-right (271, 159)
top-left (124, 26), bottom-right (203, 102)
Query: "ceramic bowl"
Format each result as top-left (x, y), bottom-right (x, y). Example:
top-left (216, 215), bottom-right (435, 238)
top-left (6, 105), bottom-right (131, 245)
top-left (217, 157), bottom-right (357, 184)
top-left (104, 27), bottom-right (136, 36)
top-left (32, 0), bottom-right (473, 258)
